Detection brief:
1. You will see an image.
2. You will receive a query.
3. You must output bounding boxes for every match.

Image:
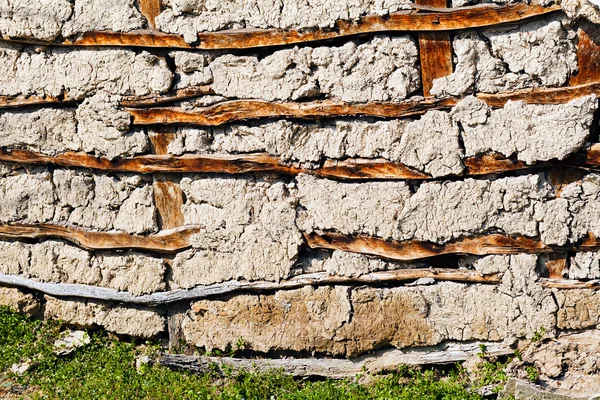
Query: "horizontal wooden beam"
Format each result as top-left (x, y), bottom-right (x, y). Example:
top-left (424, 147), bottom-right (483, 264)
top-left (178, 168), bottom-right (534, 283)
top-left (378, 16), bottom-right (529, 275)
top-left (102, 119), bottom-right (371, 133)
top-left (0, 147), bottom-right (597, 180)
top-left (541, 278), bottom-right (600, 290)
top-left (305, 232), bottom-right (550, 261)
top-left (0, 268), bottom-right (499, 305)
top-left (160, 342), bottom-right (514, 378)
top-left (0, 4), bottom-right (558, 50)
top-left (0, 224), bottom-right (198, 253)
top-left (128, 82), bottom-right (600, 126)
top-left (120, 86), bottom-right (214, 107)
top-left (127, 98), bottom-right (457, 126)
top-left (305, 231), bottom-right (600, 261)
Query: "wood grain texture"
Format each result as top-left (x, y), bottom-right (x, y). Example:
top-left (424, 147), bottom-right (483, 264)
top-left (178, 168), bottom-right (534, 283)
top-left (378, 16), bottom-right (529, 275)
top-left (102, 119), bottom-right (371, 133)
top-left (570, 22), bottom-right (600, 86)
top-left (0, 4), bottom-right (558, 50)
top-left (0, 269), bottom-right (499, 305)
top-left (541, 278), bottom-right (600, 290)
top-left (153, 177), bottom-right (185, 230)
top-left (0, 224), bottom-right (198, 253)
top-left (128, 98), bottom-right (459, 125)
top-left (150, 133), bottom-right (186, 230)
top-left (416, 0), bottom-right (453, 97)
top-left (160, 342), bottom-right (513, 378)
top-left (139, 0), bottom-right (162, 29)
top-left (0, 148), bottom-right (598, 180)
top-left (128, 82), bottom-right (600, 126)
top-left (304, 232), bottom-right (554, 261)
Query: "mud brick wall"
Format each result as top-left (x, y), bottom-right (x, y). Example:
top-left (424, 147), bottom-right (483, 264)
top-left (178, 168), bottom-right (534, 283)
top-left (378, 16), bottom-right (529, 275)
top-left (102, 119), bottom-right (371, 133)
top-left (2, 0), bottom-right (600, 392)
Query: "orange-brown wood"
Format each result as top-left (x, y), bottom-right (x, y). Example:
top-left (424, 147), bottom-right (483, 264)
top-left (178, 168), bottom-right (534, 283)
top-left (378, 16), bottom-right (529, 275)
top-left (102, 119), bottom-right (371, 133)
top-left (0, 224), bottom-right (198, 253)
top-left (139, 0), bottom-right (162, 29)
top-left (304, 232), bottom-right (554, 261)
top-left (128, 82), bottom-right (600, 126)
top-left (570, 22), bottom-right (600, 86)
top-left (0, 147), bottom-right (599, 180)
top-left (416, 0), bottom-right (453, 97)
top-left (149, 132), bottom-right (186, 230)
top-left (153, 177), bottom-right (185, 229)
top-left (1, 4), bottom-right (558, 49)
top-left (547, 167), bottom-right (587, 197)
top-left (128, 98), bottom-right (459, 126)
top-left (543, 253), bottom-right (567, 279)
top-left (149, 130), bottom-right (177, 155)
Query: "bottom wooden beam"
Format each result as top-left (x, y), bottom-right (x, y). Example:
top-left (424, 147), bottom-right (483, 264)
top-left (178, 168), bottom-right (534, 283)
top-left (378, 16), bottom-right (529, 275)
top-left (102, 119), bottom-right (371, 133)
top-left (159, 342), bottom-right (513, 378)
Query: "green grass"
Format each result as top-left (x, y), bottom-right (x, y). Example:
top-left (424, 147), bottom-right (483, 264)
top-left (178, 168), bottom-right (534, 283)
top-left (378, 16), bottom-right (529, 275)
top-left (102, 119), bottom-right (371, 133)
top-left (0, 306), bottom-right (493, 400)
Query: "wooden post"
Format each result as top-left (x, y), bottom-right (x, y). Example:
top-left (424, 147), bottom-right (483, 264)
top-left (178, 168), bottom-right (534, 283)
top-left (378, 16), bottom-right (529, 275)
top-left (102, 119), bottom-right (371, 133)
top-left (149, 130), bottom-right (185, 230)
top-left (139, 0), bottom-right (162, 29)
top-left (416, 0), bottom-right (454, 97)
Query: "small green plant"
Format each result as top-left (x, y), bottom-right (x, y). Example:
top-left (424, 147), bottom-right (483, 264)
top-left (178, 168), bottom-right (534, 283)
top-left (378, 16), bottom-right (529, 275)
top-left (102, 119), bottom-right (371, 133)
top-left (0, 306), bottom-right (489, 400)
top-left (477, 343), bottom-right (487, 358)
top-left (474, 361), bottom-right (508, 390)
top-left (526, 365), bottom-right (539, 382)
top-left (531, 327), bottom-right (547, 343)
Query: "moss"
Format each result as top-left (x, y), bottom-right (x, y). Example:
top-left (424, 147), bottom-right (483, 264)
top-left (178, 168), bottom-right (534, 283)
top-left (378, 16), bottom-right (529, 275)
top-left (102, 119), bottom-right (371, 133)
top-left (0, 306), bottom-right (485, 400)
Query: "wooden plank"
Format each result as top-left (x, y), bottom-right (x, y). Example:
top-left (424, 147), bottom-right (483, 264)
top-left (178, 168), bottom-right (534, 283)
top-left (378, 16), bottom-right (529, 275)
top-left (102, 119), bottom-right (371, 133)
top-left (0, 268), bottom-right (499, 305)
top-left (159, 342), bottom-right (514, 378)
top-left (128, 82), bottom-right (600, 126)
top-left (416, 0), bottom-right (453, 97)
top-left (139, 0), bottom-right (162, 29)
top-left (0, 224), bottom-right (198, 253)
top-left (0, 4), bottom-right (559, 50)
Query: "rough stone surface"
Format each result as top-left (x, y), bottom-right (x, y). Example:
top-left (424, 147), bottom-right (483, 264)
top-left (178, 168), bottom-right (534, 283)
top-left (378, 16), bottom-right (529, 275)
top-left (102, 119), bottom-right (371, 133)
top-left (504, 332), bottom-right (600, 397)
top-left (303, 250), bottom-right (425, 277)
top-left (177, 36), bottom-right (420, 102)
top-left (396, 110), bottom-right (463, 177)
top-left (157, 0), bottom-right (413, 43)
top-left (76, 93), bottom-right (149, 159)
top-left (0, 240), bottom-right (166, 295)
top-left (561, 174), bottom-right (600, 243)
top-left (555, 288), bottom-right (600, 330)
top-left (0, 0), bottom-right (146, 41)
top-left (0, 240), bottom-right (166, 296)
top-left (452, 95), bottom-right (597, 164)
top-left (0, 286), bottom-right (40, 316)
top-left (0, 165), bottom-right (157, 234)
top-left (0, 107), bottom-right (79, 155)
top-left (181, 255), bottom-right (556, 356)
top-left (396, 174), bottom-right (555, 243)
top-left (562, 0), bottom-right (600, 24)
top-left (297, 174), bottom-right (411, 239)
top-left (569, 252), bottom-right (600, 280)
top-left (166, 94), bottom-right (593, 176)
top-left (0, 0), bottom-right (72, 41)
top-left (431, 16), bottom-right (578, 97)
top-left (0, 94), bottom-right (149, 159)
top-left (62, 0), bottom-right (146, 37)
top-left (44, 296), bottom-right (164, 338)
top-left (0, 42), bottom-right (173, 99)
top-left (170, 174), bottom-right (302, 289)
top-left (166, 119), bottom-right (410, 168)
